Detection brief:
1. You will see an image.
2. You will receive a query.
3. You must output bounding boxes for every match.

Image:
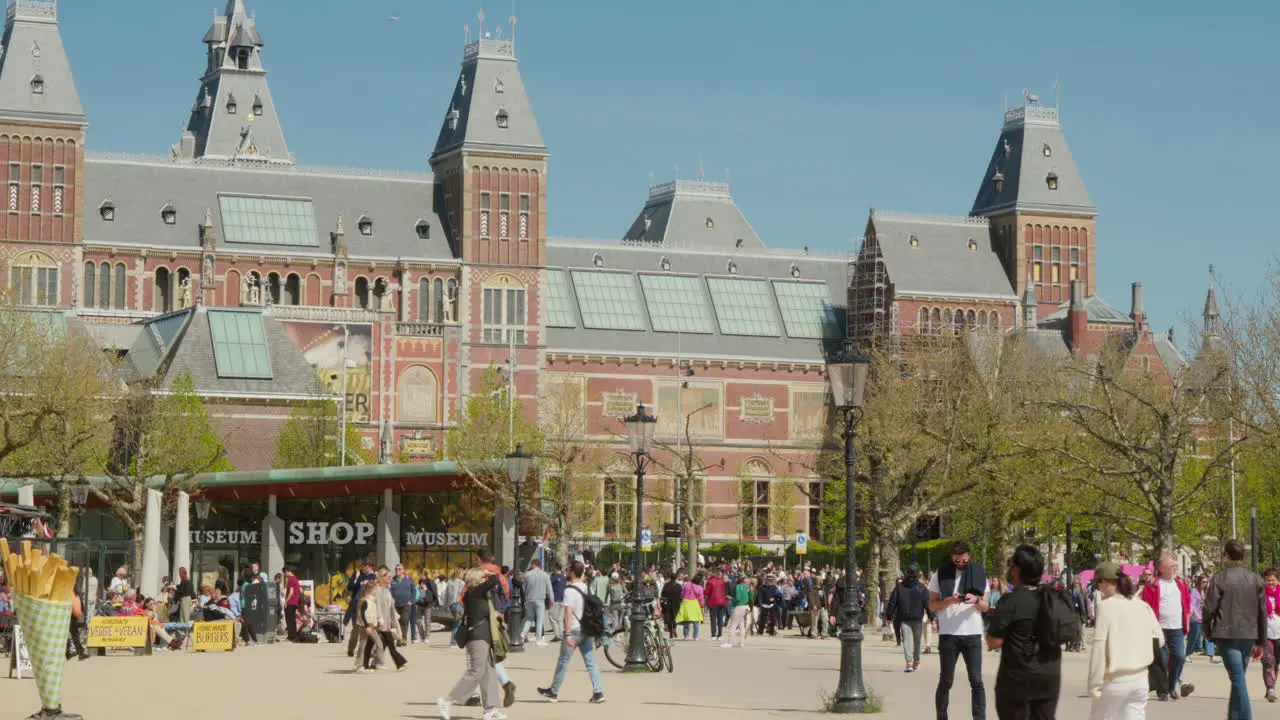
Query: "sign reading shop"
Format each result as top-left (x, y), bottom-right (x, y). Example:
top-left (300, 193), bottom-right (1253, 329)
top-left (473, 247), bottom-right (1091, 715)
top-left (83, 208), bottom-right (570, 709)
top-left (190, 522), bottom-right (488, 548)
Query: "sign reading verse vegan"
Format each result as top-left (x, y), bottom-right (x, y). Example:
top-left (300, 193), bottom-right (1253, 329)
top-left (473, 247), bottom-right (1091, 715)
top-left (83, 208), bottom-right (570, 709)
top-left (86, 616), bottom-right (150, 648)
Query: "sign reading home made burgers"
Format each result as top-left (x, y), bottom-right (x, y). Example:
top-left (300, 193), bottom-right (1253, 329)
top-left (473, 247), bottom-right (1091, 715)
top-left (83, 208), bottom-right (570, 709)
top-left (190, 522), bottom-right (488, 548)
top-left (86, 616), bottom-right (150, 648)
top-left (191, 621), bottom-right (237, 651)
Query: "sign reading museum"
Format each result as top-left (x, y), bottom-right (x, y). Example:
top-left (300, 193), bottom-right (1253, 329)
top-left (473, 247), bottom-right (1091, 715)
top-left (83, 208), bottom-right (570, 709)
top-left (190, 522), bottom-right (487, 548)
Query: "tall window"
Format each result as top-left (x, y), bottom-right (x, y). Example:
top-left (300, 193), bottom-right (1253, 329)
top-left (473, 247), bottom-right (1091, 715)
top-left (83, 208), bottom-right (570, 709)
top-left (740, 479), bottom-right (770, 540)
top-left (918, 306), bottom-right (929, 334)
top-left (355, 277), bottom-right (370, 309)
top-left (113, 263), bottom-right (126, 309)
top-left (482, 282), bottom-right (526, 344)
top-left (806, 479), bottom-right (824, 541)
top-left (53, 167), bottom-right (64, 214)
top-left (98, 261), bottom-right (110, 308)
top-left (29, 165), bottom-right (40, 213)
top-left (418, 278), bottom-right (430, 321)
top-left (154, 267), bottom-right (172, 312)
top-left (8, 164), bottom-right (18, 212)
top-left (479, 192), bottom-right (491, 238)
top-left (83, 262), bottom-right (95, 308)
top-left (499, 193), bottom-right (510, 239)
top-left (518, 193), bottom-right (529, 240)
top-left (602, 478), bottom-right (634, 537)
top-left (284, 274), bottom-right (301, 306)
top-left (434, 278), bottom-right (445, 322)
top-left (446, 279), bottom-right (458, 322)
top-left (11, 253), bottom-right (58, 307)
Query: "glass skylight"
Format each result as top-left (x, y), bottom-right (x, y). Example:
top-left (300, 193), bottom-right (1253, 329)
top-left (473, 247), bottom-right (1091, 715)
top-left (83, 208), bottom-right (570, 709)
top-left (773, 281), bottom-right (841, 339)
top-left (639, 274), bottom-right (713, 334)
top-left (706, 277), bottom-right (780, 337)
top-left (208, 310), bottom-right (273, 379)
top-left (544, 270), bottom-right (577, 328)
top-left (570, 270), bottom-right (646, 331)
top-left (219, 195), bottom-right (319, 247)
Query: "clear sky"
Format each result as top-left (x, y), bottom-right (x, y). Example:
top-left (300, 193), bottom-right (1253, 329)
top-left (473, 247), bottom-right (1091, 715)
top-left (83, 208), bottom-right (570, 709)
top-left (59, 0), bottom-right (1276, 340)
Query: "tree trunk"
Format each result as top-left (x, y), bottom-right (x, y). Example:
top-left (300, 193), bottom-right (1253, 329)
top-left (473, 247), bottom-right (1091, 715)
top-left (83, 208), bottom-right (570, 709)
top-left (685, 514), bottom-right (699, 571)
top-left (864, 533), bottom-right (882, 627)
top-left (55, 482), bottom-right (72, 539)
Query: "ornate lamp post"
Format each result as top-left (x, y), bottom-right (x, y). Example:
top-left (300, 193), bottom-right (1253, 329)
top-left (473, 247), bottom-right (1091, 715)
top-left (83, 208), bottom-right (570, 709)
top-left (194, 495), bottom-right (212, 595)
top-left (506, 444), bottom-right (534, 652)
top-left (828, 348), bottom-right (871, 713)
top-left (623, 403), bottom-right (657, 673)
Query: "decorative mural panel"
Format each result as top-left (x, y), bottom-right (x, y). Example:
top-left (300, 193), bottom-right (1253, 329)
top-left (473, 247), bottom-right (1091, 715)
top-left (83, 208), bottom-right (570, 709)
top-left (656, 382), bottom-right (722, 439)
top-left (397, 365), bottom-right (439, 424)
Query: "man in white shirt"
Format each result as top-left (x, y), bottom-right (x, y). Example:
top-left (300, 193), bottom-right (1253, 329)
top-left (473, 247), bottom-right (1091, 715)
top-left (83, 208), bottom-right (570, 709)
top-left (537, 562), bottom-right (605, 704)
top-left (928, 540), bottom-right (989, 720)
top-left (1140, 555), bottom-right (1194, 701)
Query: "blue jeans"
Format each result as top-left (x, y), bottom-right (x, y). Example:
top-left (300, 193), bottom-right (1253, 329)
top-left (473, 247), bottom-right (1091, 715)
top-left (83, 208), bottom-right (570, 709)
top-left (449, 603), bottom-right (463, 647)
top-left (682, 620), bottom-right (699, 640)
top-left (522, 602), bottom-right (546, 639)
top-left (710, 605), bottom-right (729, 637)
top-left (549, 630), bottom-right (603, 695)
top-left (1188, 621), bottom-right (1203, 654)
top-left (937, 634), bottom-right (986, 720)
top-left (1219, 638), bottom-right (1256, 720)
top-left (1160, 628), bottom-right (1187, 697)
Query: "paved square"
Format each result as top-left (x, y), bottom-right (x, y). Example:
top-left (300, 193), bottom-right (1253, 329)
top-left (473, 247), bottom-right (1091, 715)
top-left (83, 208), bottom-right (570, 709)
top-left (7, 631), bottom-right (1273, 719)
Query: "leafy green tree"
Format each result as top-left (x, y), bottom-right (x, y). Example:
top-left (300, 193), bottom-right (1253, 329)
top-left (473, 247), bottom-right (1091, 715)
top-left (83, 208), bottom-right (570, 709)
top-left (444, 366), bottom-right (542, 502)
top-left (274, 398), bottom-right (371, 469)
top-left (539, 376), bottom-right (605, 564)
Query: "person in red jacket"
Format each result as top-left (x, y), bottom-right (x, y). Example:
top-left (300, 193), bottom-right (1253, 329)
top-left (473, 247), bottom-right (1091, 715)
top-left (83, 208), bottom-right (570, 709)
top-left (1140, 555), bottom-right (1195, 701)
top-left (705, 568), bottom-right (730, 641)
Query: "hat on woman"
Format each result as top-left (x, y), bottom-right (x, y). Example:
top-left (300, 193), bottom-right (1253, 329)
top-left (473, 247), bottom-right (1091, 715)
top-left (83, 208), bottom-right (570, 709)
top-left (1094, 561), bottom-right (1121, 582)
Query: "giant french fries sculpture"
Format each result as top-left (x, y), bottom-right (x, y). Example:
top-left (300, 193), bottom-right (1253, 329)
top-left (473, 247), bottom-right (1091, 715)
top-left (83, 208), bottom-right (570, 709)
top-left (1, 538), bottom-right (83, 720)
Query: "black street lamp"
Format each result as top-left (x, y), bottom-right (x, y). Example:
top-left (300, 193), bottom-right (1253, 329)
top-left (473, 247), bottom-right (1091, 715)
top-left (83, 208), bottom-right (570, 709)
top-left (506, 444), bottom-right (535, 652)
top-left (623, 403), bottom-right (657, 673)
top-left (194, 495), bottom-right (212, 597)
top-left (828, 348), bottom-right (871, 714)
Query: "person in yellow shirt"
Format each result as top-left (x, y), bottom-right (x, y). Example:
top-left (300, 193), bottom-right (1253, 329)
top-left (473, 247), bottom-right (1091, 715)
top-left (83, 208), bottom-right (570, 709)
top-left (1088, 562), bottom-right (1164, 719)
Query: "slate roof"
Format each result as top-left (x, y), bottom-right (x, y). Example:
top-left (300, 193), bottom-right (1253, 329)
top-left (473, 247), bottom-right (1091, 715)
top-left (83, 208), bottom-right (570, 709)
top-left (82, 154), bottom-right (453, 261)
top-left (124, 306), bottom-right (325, 398)
top-left (621, 180), bottom-right (765, 251)
top-left (1153, 332), bottom-right (1187, 376)
top-left (0, 0), bottom-right (84, 125)
top-left (971, 104), bottom-right (1095, 218)
top-left (545, 239), bottom-right (847, 363)
top-left (1039, 295), bottom-right (1132, 325)
top-left (867, 211), bottom-right (1016, 299)
top-left (1018, 328), bottom-right (1070, 357)
top-left (432, 39), bottom-right (545, 158)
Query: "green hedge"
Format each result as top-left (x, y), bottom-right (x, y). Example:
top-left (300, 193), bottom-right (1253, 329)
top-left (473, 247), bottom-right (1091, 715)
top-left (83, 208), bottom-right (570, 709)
top-left (594, 541), bottom-right (681, 569)
top-left (779, 537), bottom-right (956, 573)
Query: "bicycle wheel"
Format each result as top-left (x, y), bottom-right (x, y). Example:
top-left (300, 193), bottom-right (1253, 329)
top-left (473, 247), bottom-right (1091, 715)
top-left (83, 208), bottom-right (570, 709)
top-left (602, 628), bottom-right (629, 670)
top-left (662, 644), bottom-right (674, 673)
top-left (645, 627), bottom-right (663, 672)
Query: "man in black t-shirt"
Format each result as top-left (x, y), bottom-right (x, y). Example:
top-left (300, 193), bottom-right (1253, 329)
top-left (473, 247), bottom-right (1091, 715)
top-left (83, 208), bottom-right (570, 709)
top-left (987, 545), bottom-right (1061, 720)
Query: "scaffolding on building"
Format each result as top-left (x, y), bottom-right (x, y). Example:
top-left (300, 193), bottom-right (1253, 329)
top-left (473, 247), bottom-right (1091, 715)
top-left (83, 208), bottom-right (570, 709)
top-left (848, 234), bottom-right (891, 348)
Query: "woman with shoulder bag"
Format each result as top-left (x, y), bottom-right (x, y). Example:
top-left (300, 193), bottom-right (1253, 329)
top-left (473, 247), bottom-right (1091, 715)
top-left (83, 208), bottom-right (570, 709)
top-left (437, 568), bottom-right (504, 720)
top-left (355, 582), bottom-right (382, 672)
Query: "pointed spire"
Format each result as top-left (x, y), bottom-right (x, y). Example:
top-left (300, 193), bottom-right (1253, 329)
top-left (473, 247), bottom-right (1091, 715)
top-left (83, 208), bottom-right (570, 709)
top-left (1204, 265), bottom-right (1221, 335)
top-left (0, 0), bottom-right (85, 125)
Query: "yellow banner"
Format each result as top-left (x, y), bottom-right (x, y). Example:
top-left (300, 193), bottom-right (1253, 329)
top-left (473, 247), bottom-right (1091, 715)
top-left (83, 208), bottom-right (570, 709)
top-left (191, 621), bottom-right (236, 651)
top-left (86, 616), bottom-right (150, 648)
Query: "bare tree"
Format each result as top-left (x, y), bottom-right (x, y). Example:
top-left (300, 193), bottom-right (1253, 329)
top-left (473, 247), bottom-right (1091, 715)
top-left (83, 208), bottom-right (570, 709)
top-left (539, 377), bottom-right (605, 564)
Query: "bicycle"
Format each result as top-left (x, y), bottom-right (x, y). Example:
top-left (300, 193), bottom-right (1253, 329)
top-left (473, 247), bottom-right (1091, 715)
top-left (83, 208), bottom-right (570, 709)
top-left (603, 598), bottom-right (672, 673)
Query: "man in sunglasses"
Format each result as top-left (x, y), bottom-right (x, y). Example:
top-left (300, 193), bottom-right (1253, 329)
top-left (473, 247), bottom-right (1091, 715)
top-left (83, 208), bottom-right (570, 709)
top-left (929, 540), bottom-right (989, 720)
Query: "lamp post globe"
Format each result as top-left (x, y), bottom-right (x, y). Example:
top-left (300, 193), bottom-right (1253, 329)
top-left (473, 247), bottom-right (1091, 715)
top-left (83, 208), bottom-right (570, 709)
top-left (622, 403), bottom-right (657, 673)
top-left (828, 347), bottom-right (871, 714)
top-left (193, 495), bottom-right (212, 602)
top-left (506, 443), bottom-right (535, 651)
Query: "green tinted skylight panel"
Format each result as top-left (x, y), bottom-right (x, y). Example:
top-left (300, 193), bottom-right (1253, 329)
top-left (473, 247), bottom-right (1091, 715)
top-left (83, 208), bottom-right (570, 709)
top-left (773, 281), bottom-right (840, 339)
top-left (570, 271), bottom-right (646, 331)
top-left (706, 278), bottom-right (780, 337)
top-left (544, 270), bottom-right (577, 328)
top-left (208, 310), bottom-right (273, 379)
top-left (219, 195), bottom-right (319, 247)
top-left (639, 274), bottom-right (713, 334)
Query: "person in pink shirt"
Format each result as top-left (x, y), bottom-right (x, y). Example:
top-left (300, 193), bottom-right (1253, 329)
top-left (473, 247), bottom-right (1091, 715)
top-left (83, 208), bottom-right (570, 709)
top-left (284, 567), bottom-right (303, 642)
top-left (704, 568), bottom-right (729, 640)
top-left (676, 574), bottom-right (706, 641)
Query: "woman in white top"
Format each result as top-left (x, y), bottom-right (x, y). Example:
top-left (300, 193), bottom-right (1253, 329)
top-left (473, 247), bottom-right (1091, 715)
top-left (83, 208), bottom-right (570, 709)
top-left (1088, 562), bottom-right (1164, 720)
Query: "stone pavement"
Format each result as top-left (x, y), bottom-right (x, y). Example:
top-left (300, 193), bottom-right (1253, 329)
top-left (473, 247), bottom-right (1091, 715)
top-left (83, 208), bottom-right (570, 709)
top-left (8, 630), bottom-right (1275, 719)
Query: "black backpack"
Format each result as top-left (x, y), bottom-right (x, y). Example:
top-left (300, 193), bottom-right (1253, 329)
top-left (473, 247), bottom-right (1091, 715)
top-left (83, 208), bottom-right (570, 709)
top-left (1036, 584), bottom-right (1082, 650)
top-left (567, 585), bottom-right (607, 640)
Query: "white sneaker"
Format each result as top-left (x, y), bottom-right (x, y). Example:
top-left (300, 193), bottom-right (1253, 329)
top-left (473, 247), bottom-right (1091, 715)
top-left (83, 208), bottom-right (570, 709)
top-left (482, 710), bottom-right (507, 720)
top-left (536, 640), bottom-right (548, 647)
top-left (436, 698), bottom-right (452, 720)
top-left (720, 642), bottom-right (731, 648)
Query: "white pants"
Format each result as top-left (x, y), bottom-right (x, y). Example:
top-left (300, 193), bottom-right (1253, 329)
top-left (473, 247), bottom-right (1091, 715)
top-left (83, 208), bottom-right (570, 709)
top-left (1089, 677), bottom-right (1148, 720)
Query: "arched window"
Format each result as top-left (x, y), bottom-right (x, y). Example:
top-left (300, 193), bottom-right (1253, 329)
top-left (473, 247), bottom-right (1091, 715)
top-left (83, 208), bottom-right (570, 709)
top-left (354, 277), bottom-right (370, 309)
top-left (10, 251), bottom-right (58, 306)
top-left (98, 261), bottom-right (111, 309)
top-left (418, 278), bottom-right (430, 321)
top-left (306, 273), bottom-right (322, 306)
top-left (1053, 226), bottom-right (1061, 246)
top-left (930, 308), bottom-right (941, 334)
top-left (435, 278), bottom-right (445, 322)
top-left (992, 313), bottom-right (1001, 330)
top-left (966, 309), bottom-right (976, 328)
top-left (83, 262), bottom-right (95, 308)
top-left (1034, 225), bottom-right (1042, 244)
top-left (942, 308), bottom-right (953, 331)
top-left (267, 272), bottom-right (282, 305)
top-left (741, 460), bottom-right (774, 540)
top-left (154, 267), bottom-right (171, 312)
top-left (1071, 227), bottom-right (1079, 246)
top-left (918, 307), bottom-right (929, 334)
top-left (225, 269), bottom-right (240, 306)
top-left (284, 273), bottom-right (301, 306)
top-left (114, 263), bottom-right (126, 309)
top-left (396, 365), bottom-right (439, 424)
top-left (446, 279), bottom-right (458, 322)
top-left (372, 278), bottom-right (388, 311)
top-left (176, 268), bottom-right (191, 308)
top-left (1024, 224), bottom-right (1032, 246)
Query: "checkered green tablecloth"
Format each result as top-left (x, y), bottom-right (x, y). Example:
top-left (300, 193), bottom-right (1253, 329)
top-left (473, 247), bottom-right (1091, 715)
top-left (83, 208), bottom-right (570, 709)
top-left (12, 591), bottom-right (72, 711)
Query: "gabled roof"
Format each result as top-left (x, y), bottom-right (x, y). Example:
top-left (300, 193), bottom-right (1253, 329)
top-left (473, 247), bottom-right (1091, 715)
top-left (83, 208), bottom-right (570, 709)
top-left (431, 39), bottom-right (544, 159)
top-left (866, 211), bottom-right (1016, 299)
top-left (970, 104), bottom-right (1094, 218)
top-left (174, 0), bottom-right (291, 164)
top-left (1039, 294), bottom-right (1132, 325)
top-left (0, 0), bottom-right (84, 125)
top-left (621, 180), bottom-right (764, 251)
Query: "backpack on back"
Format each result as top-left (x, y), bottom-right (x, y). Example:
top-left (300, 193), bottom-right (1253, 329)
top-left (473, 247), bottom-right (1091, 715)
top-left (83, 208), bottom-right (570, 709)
top-left (568, 585), bottom-right (608, 640)
top-left (1036, 584), bottom-right (1083, 650)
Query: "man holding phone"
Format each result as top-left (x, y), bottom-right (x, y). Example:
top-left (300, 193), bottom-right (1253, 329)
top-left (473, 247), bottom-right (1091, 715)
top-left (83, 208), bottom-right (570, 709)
top-left (929, 540), bottom-right (989, 720)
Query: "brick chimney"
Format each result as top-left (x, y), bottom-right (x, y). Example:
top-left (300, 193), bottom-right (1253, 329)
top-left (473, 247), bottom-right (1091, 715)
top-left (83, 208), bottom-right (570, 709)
top-left (1130, 282), bottom-right (1145, 331)
top-left (1068, 280), bottom-right (1087, 353)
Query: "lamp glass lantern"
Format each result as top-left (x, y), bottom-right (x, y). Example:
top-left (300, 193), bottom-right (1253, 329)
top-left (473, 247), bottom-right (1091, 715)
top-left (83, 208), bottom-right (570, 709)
top-left (506, 444), bottom-right (534, 488)
top-left (624, 403), bottom-right (658, 454)
top-left (69, 482), bottom-right (90, 508)
top-left (194, 495), bottom-right (212, 522)
top-left (829, 351), bottom-right (871, 409)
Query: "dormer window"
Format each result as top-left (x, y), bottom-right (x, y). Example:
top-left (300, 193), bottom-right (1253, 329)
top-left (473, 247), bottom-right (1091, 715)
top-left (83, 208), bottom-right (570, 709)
top-left (968, 238), bottom-right (978, 251)
top-left (252, 96), bottom-right (264, 116)
top-left (909, 235), bottom-right (919, 248)
top-left (790, 264), bottom-right (801, 278)
top-left (29, 75), bottom-right (43, 95)
top-left (446, 107), bottom-right (460, 131)
top-left (659, 257), bottom-right (671, 271)
top-left (592, 253), bottom-right (604, 268)
top-left (226, 95), bottom-right (237, 114)
top-left (1046, 171), bottom-right (1059, 191)
top-left (495, 109), bottom-right (509, 129)
top-left (99, 201), bottom-right (115, 222)
top-left (1042, 143), bottom-right (1052, 157)
top-left (357, 215), bottom-right (373, 236)
top-left (705, 217), bottom-right (715, 229)
top-left (415, 219), bottom-right (431, 240)
top-left (727, 261), bottom-right (738, 275)
top-left (735, 238), bottom-right (744, 248)
top-left (992, 170), bottom-right (1004, 193)
top-left (160, 204), bottom-right (177, 225)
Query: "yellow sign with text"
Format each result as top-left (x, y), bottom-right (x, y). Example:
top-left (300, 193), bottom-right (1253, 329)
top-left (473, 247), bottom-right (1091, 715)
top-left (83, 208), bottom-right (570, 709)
top-left (191, 621), bottom-right (237, 651)
top-left (86, 616), bottom-right (150, 648)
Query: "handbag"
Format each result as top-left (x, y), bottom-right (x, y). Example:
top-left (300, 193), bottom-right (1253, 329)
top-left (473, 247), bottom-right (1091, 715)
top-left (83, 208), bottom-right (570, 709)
top-left (488, 600), bottom-right (509, 665)
top-left (1147, 637), bottom-right (1170, 694)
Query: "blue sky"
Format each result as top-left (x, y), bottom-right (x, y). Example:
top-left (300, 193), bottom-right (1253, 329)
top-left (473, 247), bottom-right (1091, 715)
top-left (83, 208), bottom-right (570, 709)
top-left (60, 0), bottom-right (1276, 338)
